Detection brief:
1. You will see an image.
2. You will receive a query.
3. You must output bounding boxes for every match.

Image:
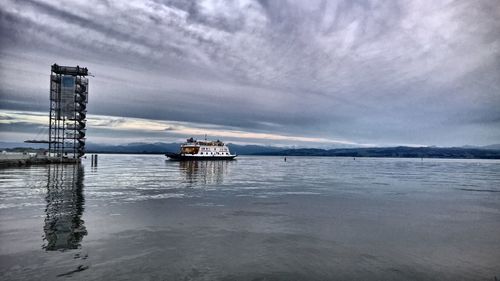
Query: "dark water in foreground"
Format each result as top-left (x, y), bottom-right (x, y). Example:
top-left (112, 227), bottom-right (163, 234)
top-left (0, 155), bottom-right (499, 280)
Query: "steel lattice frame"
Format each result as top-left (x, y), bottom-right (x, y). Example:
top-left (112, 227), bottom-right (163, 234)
top-left (48, 64), bottom-right (89, 160)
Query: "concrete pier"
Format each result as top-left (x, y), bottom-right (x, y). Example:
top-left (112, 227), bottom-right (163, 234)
top-left (0, 152), bottom-right (79, 168)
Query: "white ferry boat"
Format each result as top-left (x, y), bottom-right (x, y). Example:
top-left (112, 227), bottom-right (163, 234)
top-left (165, 138), bottom-right (237, 160)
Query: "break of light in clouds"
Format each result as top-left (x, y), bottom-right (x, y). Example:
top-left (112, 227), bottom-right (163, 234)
top-left (0, 0), bottom-right (499, 146)
top-left (0, 110), bottom-right (366, 147)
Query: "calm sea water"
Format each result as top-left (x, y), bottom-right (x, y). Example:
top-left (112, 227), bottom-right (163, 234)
top-left (0, 155), bottom-right (499, 280)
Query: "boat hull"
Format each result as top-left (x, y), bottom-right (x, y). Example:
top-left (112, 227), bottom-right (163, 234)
top-left (165, 152), bottom-right (237, 161)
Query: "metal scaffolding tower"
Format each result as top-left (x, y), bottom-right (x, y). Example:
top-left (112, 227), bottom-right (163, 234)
top-left (49, 64), bottom-right (89, 159)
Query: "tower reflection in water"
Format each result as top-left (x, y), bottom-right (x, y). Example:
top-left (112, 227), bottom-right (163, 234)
top-left (180, 160), bottom-right (230, 185)
top-left (43, 164), bottom-right (87, 251)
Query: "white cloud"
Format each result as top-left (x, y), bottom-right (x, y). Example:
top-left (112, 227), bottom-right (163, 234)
top-left (0, 110), bottom-right (367, 146)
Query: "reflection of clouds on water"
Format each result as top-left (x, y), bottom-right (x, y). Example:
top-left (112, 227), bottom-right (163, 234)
top-left (43, 164), bottom-right (87, 251)
top-left (180, 161), bottom-right (230, 186)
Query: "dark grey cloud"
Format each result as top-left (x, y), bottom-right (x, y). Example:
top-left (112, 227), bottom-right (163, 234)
top-left (0, 0), bottom-right (499, 146)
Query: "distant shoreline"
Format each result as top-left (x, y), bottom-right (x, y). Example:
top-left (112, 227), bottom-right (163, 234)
top-left (83, 153), bottom-right (500, 160)
top-left (87, 146), bottom-right (500, 159)
top-left (253, 146), bottom-right (500, 159)
top-left (2, 146), bottom-right (500, 160)
top-left (77, 151), bottom-right (500, 160)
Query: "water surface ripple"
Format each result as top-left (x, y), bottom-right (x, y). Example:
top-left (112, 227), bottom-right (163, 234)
top-left (0, 155), bottom-right (499, 280)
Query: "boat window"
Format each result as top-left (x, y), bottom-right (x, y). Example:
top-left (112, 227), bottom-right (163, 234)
top-left (181, 146), bottom-right (199, 154)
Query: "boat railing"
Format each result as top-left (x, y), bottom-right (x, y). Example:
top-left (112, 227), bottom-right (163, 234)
top-left (182, 142), bottom-right (225, 147)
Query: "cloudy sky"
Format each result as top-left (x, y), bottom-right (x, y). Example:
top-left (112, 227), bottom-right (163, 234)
top-left (1, 0), bottom-right (499, 147)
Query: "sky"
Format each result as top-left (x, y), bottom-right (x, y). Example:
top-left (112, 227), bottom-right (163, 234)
top-left (0, 0), bottom-right (499, 147)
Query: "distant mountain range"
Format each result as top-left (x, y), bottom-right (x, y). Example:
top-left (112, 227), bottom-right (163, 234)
top-left (474, 144), bottom-right (500, 150)
top-left (0, 141), bottom-right (283, 155)
top-left (255, 146), bottom-right (500, 159)
top-left (1, 141), bottom-right (499, 159)
top-left (85, 142), bottom-right (285, 155)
